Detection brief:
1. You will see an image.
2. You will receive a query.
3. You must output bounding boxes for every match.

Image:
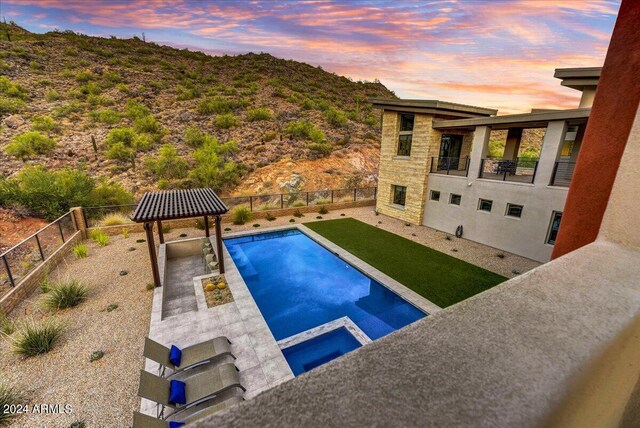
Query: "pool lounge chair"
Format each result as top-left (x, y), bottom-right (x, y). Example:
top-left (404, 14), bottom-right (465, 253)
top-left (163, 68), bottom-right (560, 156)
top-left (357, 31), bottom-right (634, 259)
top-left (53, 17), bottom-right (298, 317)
top-left (138, 363), bottom-right (245, 418)
top-left (143, 336), bottom-right (234, 377)
top-left (132, 392), bottom-right (243, 427)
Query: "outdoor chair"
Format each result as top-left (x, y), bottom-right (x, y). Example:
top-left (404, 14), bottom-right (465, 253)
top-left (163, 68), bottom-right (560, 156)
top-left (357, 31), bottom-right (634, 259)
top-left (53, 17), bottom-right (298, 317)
top-left (132, 392), bottom-right (243, 427)
top-left (143, 336), bottom-right (234, 378)
top-left (137, 362), bottom-right (245, 419)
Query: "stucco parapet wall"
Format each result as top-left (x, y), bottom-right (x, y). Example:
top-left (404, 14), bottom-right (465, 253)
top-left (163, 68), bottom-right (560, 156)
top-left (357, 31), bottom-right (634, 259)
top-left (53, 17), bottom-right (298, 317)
top-left (195, 240), bottom-right (640, 428)
top-left (433, 108), bottom-right (591, 130)
top-left (369, 98), bottom-right (497, 117)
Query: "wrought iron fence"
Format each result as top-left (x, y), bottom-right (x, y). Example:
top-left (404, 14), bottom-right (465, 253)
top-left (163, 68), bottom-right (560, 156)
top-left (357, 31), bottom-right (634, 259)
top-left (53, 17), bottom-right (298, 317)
top-left (479, 158), bottom-right (539, 184)
top-left (0, 212), bottom-right (77, 291)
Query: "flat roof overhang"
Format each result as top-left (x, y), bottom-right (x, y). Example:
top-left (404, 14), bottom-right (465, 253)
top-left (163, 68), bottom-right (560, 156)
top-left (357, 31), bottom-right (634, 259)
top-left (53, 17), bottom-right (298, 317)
top-left (554, 67), bottom-right (602, 91)
top-left (369, 98), bottom-right (497, 118)
top-left (432, 108), bottom-right (591, 131)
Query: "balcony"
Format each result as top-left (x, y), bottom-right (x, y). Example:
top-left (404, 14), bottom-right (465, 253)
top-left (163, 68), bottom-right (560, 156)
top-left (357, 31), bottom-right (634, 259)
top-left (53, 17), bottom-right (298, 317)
top-left (550, 161), bottom-right (576, 187)
top-left (479, 158), bottom-right (539, 184)
top-left (430, 156), bottom-right (470, 177)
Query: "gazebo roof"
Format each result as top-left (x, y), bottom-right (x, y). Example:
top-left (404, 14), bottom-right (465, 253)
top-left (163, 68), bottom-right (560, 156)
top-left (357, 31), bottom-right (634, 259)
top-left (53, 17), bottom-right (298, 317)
top-left (131, 188), bottom-right (228, 222)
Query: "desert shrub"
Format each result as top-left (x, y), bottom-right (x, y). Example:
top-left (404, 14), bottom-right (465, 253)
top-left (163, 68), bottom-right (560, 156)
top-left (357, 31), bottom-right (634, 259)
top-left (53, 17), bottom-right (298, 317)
top-left (190, 138), bottom-right (243, 191)
top-left (0, 97), bottom-right (26, 114)
top-left (292, 200), bottom-right (306, 207)
top-left (232, 205), bottom-right (252, 225)
top-left (90, 230), bottom-right (110, 247)
top-left (72, 243), bottom-right (88, 259)
top-left (79, 82), bottom-right (101, 96)
top-left (162, 224), bottom-right (171, 233)
top-left (247, 107), bottom-right (272, 122)
top-left (195, 219), bottom-right (205, 230)
top-left (31, 115), bottom-right (60, 133)
top-left (52, 101), bottom-right (83, 117)
top-left (133, 115), bottom-right (161, 134)
top-left (184, 126), bottom-right (216, 148)
top-left (0, 310), bottom-right (14, 335)
top-left (364, 115), bottom-right (378, 127)
top-left (13, 318), bottom-right (64, 357)
top-left (104, 127), bottom-right (136, 147)
top-left (124, 100), bottom-right (151, 120)
top-left (90, 109), bottom-right (121, 124)
top-left (5, 131), bottom-right (56, 159)
top-left (215, 113), bottom-right (239, 129)
top-left (116, 83), bottom-right (130, 93)
top-left (325, 108), bottom-right (347, 127)
top-left (98, 213), bottom-right (130, 226)
top-left (145, 144), bottom-right (188, 180)
top-left (176, 85), bottom-right (201, 101)
top-left (300, 98), bottom-right (314, 110)
top-left (45, 89), bottom-right (60, 102)
top-left (265, 212), bottom-right (276, 221)
top-left (105, 142), bottom-right (133, 161)
top-left (285, 120), bottom-right (325, 144)
top-left (293, 209), bottom-right (304, 217)
top-left (0, 382), bottom-right (25, 425)
top-left (197, 96), bottom-right (233, 115)
top-left (307, 142), bottom-right (332, 157)
top-left (43, 279), bottom-right (88, 310)
top-left (75, 70), bottom-right (96, 82)
top-left (122, 228), bottom-right (130, 238)
top-left (0, 76), bottom-right (28, 99)
top-left (319, 205), bottom-right (329, 214)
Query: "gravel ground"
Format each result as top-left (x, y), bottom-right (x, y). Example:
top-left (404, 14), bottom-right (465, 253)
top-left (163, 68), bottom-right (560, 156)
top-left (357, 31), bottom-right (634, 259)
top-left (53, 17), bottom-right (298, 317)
top-left (0, 207), bottom-right (538, 427)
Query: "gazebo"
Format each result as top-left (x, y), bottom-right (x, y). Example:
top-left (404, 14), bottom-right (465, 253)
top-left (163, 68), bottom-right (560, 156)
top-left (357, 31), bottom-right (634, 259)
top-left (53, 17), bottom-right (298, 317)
top-left (131, 188), bottom-right (229, 287)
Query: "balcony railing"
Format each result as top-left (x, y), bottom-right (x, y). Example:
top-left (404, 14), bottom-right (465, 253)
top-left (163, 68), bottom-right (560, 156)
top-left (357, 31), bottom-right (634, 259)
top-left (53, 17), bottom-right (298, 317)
top-left (479, 158), bottom-right (539, 184)
top-left (550, 161), bottom-right (576, 187)
top-left (430, 157), bottom-right (470, 177)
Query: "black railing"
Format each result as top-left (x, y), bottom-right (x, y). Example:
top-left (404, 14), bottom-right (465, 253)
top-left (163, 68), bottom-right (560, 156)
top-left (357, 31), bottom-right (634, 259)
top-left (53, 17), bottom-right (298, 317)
top-left (221, 187), bottom-right (377, 211)
top-left (430, 157), bottom-right (470, 177)
top-left (479, 158), bottom-right (539, 184)
top-left (0, 212), bottom-right (77, 291)
top-left (550, 161), bottom-right (576, 187)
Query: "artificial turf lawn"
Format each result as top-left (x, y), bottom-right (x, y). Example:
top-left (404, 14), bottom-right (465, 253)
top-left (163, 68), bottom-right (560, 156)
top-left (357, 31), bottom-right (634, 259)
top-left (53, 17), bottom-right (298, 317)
top-left (305, 218), bottom-right (506, 308)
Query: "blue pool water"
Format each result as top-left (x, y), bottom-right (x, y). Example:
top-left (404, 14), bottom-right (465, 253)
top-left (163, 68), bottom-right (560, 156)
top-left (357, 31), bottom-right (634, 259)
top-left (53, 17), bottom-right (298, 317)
top-left (282, 328), bottom-right (362, 376)
top-left (225, 229), bottom-right (426, 342)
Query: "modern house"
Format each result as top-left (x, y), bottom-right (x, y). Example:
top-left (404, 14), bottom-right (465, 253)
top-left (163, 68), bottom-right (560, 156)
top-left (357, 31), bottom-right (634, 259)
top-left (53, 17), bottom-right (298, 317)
top-left (371, 67), bottom-right (601, 262)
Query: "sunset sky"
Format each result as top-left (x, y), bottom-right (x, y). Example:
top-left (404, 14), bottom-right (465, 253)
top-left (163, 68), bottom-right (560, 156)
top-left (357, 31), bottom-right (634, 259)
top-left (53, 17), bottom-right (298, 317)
top-left (1, 0), bottom-right (620, 113)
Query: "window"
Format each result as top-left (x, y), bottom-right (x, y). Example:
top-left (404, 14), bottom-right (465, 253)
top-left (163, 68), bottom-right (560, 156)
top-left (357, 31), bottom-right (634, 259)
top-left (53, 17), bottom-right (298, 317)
top-left (430, 190), bottom-right (440, 201)
top-left (397, 134), bottom-right (412, 156)
top-left (546, 211), bottom-right (563, 245)
top-left (392, 185), bottom-right (407, 206)
top-left (506, 203), bottom-right (523, 218)
top-left (397, 113), bottom-right (414, 156)
top-left (478, 199), bottom-right (493, 212)
top-left (449, 194), bottom-right (461, 206)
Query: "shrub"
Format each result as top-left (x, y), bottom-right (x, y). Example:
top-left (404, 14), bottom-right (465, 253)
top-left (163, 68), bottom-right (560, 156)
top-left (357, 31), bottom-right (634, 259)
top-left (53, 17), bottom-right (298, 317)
top-left (184, 126), bottom-right (211, 147)
top-left (293, 209), bottom-right (304, 218)
top-left (0, 382), bottom-right (25, 425)
top-left (75, 70), bottom-right (96, 82)
top-left (43, 279), bottom-right (88, 310)
top-left (292, 201), bottom-right (306, 207)
top-left (134, 115), bottom-right (161, 134)
top-left (145, 144), bottom-right (187, 180)
top-left (90, 230), bottom-right (110, 247)
top-left (190, 139), bottom-right (243, 191)
top-left (52, 101), bottom-right (83, 117)
top-left (13, 318), bottom-right (64, 357)
top-left (0, 76), bottom-right (28, 99)
top-left (325, 108), bottom-right (347, 127)
top-left (0, 310), bottom-right (14, 335)
top-left (215, 113), bottom-right (239, 129)
top-left (266, 212), bottom-right (276, 221)
top-left (0, 97), bottom-right (26, 114)
top-left (162, 224), bottom-right (171, 233)
top-left (232, 205), bottom-right (252, 225)
top-left (72, 243), bottom-right (88, 259)
top-left (197, 96), bottom-right (233, 115)
top-left (247, 107), bottom-right (272, 121)
top-left (125, 100), bottom-right (151, 120)
top-left (122, 228), bottom-right (130, 238)
top-left (319, 205), bottom-right (329, 215)
top-left (45, 89), bottom-right (60, 102)
top-left (90, 109), bottom-right (121, 124)
top-left (285, 120), bottom-right (325, 144)
top-left (98, 213), bottom-right (130, 226)
top-left (31, 115), bottom-right (60, 133)
top-left (105, 142), bottom-right (134, 161)
top-left (5, 131), bottom-right (56, 159)
top-left (104, 127), bottom-right (136, 147)
top-left (307, 142), bottom-right (332, 157)
top-left (195, 219), bottom-right (205, 230)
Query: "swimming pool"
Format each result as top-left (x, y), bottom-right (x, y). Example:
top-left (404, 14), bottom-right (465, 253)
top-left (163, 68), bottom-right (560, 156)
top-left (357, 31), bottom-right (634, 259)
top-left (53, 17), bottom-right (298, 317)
top-left (225, 229), bottom-right (426, 372)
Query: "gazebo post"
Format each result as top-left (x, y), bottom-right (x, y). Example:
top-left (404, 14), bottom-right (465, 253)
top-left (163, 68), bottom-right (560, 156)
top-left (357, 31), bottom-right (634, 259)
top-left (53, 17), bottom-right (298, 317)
top-left (215, 215), bottom-right (225, 274)
top-left (144, 222), bottom-right (161, 288)
top-left (157, 220), bottom-right (164, 244)
top-left (204, 215), bottom-right (210, 237)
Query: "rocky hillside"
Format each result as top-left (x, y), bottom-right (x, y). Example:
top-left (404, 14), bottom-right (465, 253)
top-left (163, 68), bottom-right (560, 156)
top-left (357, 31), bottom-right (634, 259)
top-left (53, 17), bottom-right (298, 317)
top-left (0, 22), bottom-right (394, 197)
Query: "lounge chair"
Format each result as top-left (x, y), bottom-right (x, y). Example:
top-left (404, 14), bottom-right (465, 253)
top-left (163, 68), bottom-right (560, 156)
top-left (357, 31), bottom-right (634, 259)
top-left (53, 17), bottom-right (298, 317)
top-left (138, 363), bottom-right (245, 418)
top-left (143, 336), bottom-right (234, 377)
top-left (132, 392), bottom-right (243, 427)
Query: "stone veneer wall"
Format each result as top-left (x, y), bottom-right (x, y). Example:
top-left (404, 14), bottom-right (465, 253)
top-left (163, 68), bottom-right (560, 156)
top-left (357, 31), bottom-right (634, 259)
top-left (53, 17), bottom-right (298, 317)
top-left (0, 231), bottom-right (82, 314)
top-left (375, 110), bottom-right (473, 224)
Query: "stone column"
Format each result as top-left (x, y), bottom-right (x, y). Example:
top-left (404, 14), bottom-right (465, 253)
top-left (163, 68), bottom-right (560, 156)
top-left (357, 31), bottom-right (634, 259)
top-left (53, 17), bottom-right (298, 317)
top-left (70, 207), bottom-right (87, 238)
top-left (467, 126), bottom-right (491, 179)
top-left (534, 121), bottom-right (568, 187)
top-left (502, 128), bottom-right (523, 160)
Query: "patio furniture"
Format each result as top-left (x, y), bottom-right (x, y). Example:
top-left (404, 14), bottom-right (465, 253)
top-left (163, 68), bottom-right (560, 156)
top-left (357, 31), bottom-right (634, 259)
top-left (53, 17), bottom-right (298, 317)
top-left (132, 393), bottom-right (243, 427)
top-left (496, 160), bottom-right (517, 175)
top-left (138, 363), bottom-right (245, 418)
top-left (143, 336), bottom-right (234, 377)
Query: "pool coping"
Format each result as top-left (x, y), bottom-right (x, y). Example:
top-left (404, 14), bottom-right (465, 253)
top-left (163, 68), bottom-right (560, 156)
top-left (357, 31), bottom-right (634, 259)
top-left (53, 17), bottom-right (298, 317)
top-left (277, 316), bottom-right (372, 350)
top-left (224, 224), bottom-right (442, 316)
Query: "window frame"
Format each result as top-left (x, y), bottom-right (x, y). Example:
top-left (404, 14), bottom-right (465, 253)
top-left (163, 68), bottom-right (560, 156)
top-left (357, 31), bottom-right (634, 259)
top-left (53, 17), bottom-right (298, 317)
top-left (505, 203), bottom-right (524, 218)
top-left (391, 185), bottom-right (407, 207)
top-left (478, 198), bottom-right (493, 212)
top-left (430, 190), bottom-right (440, 202)
top-left (397, 113), bottom-right (415, 156)
top-left (449, 193), bottom-right (462, 206)
top-left (546, 211), bottom-right (563, 245)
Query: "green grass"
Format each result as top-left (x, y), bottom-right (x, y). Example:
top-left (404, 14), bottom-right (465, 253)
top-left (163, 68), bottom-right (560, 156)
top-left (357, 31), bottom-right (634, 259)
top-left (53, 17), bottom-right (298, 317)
top-left (304, 219), bottom-right (506, 308)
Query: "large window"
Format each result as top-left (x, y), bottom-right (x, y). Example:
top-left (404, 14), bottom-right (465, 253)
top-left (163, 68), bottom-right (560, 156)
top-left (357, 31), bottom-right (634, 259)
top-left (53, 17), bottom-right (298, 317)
top-left (546, 211), bottom-right (563, 245)
top-left (478, 199), bottom-right (493, 212)
top-left (392, 185), bottom-right (407, 206)
top-left (506, 203), bottom-right (523, 218)
top-left (397, 113), bottom-right (414, 156)
top-left (449, 194), bottom-right (462, 206)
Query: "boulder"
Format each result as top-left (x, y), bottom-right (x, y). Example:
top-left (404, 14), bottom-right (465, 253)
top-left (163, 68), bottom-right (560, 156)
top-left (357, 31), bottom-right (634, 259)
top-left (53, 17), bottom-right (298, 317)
top-left (4, 115), bottom-right (24, 129)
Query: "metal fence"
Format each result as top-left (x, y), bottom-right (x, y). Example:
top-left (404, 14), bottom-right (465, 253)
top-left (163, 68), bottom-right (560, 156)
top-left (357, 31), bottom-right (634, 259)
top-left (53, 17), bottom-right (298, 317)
top-left (479, 158), bottom-right (539, 184)
top-left (0, 212), bottom-right (77, 290)
top-left (430, 156), bottom-right (470, 177)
